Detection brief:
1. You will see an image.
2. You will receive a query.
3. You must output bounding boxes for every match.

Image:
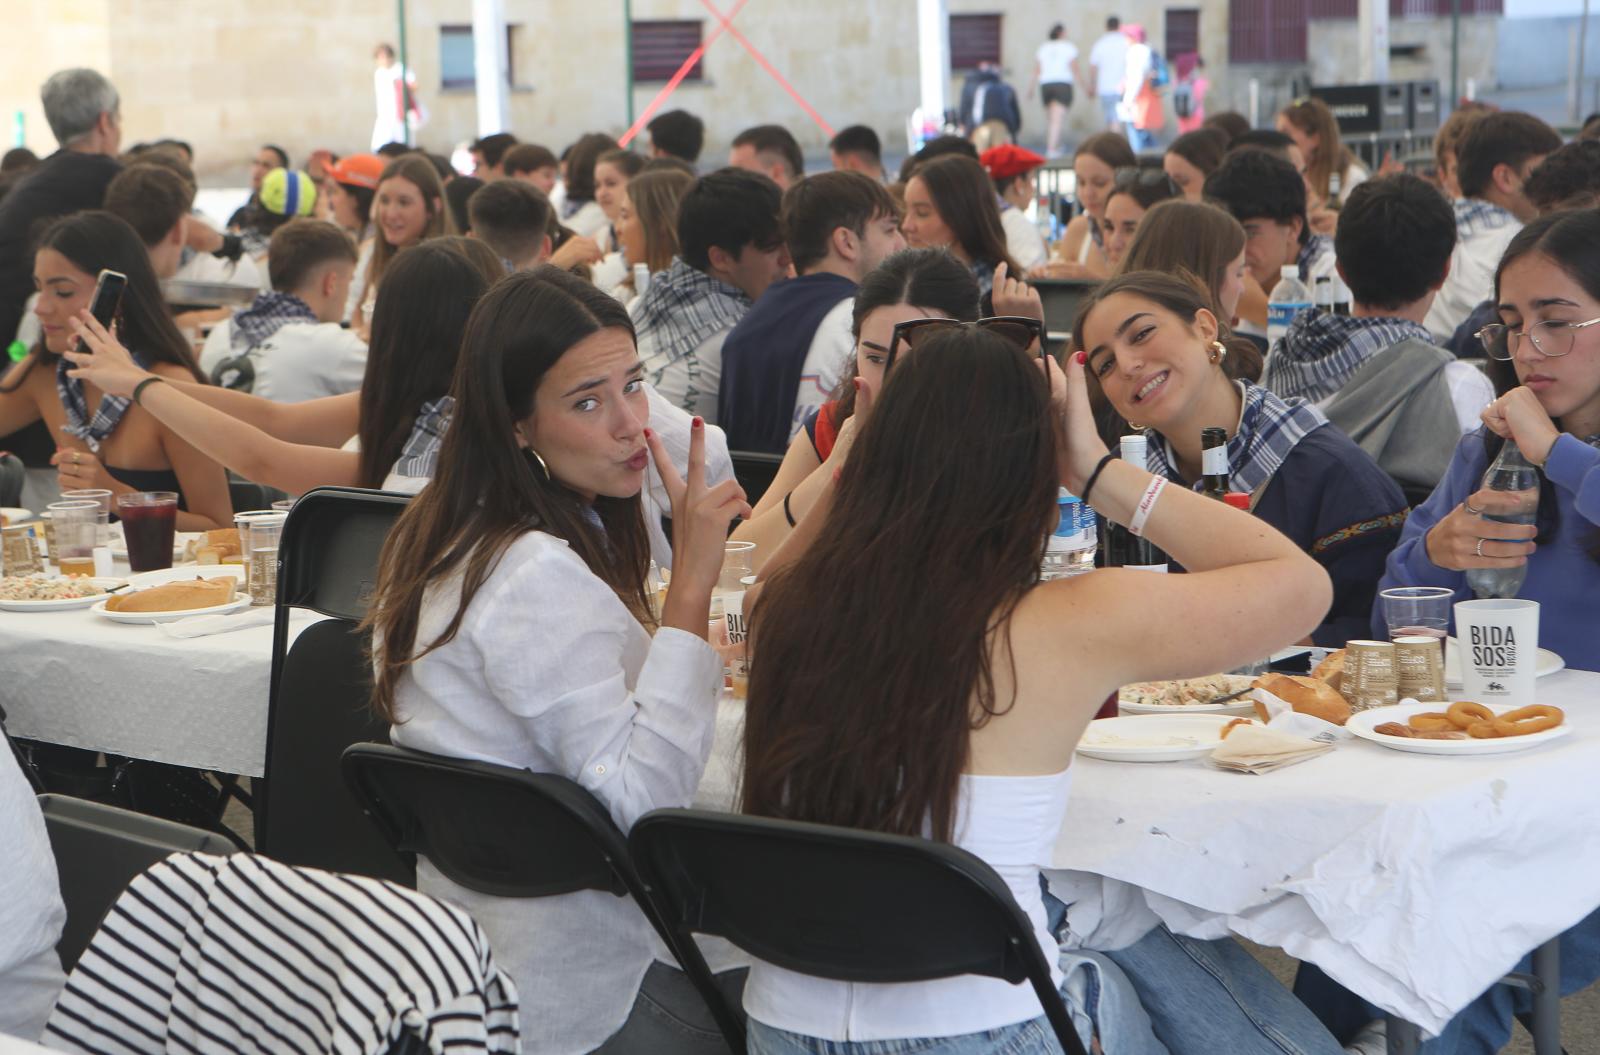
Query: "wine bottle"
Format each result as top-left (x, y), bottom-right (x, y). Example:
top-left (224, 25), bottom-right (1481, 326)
top-left (1103, 434), bottom-right (1170, 572)
top-left (1201, 427), bottom-right (1229, 501)
top-left (1314, 276), bottom-right (1333, 317)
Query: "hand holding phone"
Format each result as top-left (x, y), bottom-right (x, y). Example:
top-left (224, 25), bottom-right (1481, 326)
top-left (77, 269), bottom-right (127, 354)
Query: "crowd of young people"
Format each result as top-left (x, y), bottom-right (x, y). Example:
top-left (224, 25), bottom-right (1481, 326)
top-left (3, 60), bottom-right (1599, 1055)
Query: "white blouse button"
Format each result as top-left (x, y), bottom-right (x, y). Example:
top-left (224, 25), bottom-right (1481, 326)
top-left (594, 763), bottom-right (607, 775)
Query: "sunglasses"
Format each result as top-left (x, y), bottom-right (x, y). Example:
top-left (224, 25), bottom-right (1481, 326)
top-left (885, 316), bottom-right (1045, 372)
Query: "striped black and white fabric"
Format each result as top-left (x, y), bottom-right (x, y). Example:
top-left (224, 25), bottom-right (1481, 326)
top-left (43, 852), bottom-right (520, 1055)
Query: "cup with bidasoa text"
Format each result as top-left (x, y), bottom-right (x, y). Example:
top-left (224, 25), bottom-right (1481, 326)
top-left (1453, 599), bottom-right (1540, 709)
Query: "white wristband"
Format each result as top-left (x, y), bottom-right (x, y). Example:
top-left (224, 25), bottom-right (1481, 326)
top-left (1128, 476), bottom-right (1167, 537)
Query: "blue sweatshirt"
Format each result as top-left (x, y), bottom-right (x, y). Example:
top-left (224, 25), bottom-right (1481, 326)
top-left (1377, 431), bottom-right (1600, 671)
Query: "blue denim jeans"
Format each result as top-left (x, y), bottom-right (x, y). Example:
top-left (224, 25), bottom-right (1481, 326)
top-left (1100, 93), bottom-right (1122, 129)
top-left (1294, 904), bottom-right (1600, 1054)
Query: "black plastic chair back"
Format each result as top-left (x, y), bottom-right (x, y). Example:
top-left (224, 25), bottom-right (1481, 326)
top-left (729, 450), bottom-right (784, 507)
top-left (0, 453), bottom-right (23, 507)
top-left (39, 793), bottom-right (236, 971)
top-left (631, 809), bottom-right (1089, 1055)
top-left (258, 487), bottom-right (413, 884)
top-left (1033, 277), bottom-right (1099, 343)
top-left (343, 744), bottom-right (743, 1048)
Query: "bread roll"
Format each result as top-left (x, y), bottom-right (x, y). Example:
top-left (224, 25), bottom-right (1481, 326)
top-left (186, 528), bottom-right (242, 565)
top-left (105, 576), bottom-right (237, 613)
top-left (1311, 648), bottom-right (1345, 694)
top-left (1251, 672), bottom-right (1352, 726)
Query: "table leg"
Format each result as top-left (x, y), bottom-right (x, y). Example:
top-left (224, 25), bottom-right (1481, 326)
top-left (1386, 1017), bottom-right (1422, 1055)
top-left (1531, 938), bottom-right (1562, 1055)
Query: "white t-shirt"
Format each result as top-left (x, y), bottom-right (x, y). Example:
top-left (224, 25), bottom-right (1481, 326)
top-left (642, 327), bottom-right (731, 423)
top-left (0, 741), bottom-right (66, 1039)
top-left (1122, 42), bottom-right (1152, 104)
top-left (1089, 32), bottom-right (1129, 96)
top-left (1036, 40), bottom-right (1079, 85)
top-left (173, 248), bottom-right (267, 292)
top-left (344, 239), bottom-right (375, 323)
top-left (566, 200), bottom-right (608, 239)
top-left (1001, 207), bottom-right (1049, 271)
top-left (789, 297), bottom-right (856, 440)
top-left (201, 317), bottom-right (369, 403)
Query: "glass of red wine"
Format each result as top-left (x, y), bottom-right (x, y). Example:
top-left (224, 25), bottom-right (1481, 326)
top-left (115, 491), bottom-right (178, 573)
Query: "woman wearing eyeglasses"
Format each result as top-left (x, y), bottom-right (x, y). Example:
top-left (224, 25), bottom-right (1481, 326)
top-left (1100, 167), bottom-right (1181, 269)
top-left (1074, 271), bottom-right (1406, 646)
top-left (1379, 210), bottom-right (1600, 672)
top-left (731, 249), bottom-right (980, 570)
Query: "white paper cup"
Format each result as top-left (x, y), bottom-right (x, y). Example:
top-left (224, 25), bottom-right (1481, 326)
top-left (1453, 599), bottom-right (1540, 707)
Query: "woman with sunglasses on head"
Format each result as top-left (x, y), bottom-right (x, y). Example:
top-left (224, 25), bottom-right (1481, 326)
top-left (741, 309), bottom-right (1344, 1055)
top-left (901, 155), bottom-right (1021, 306)
top-left (1099, 167), bottom-right (1181, 270)
top-left (1034, 132), bottom-right (1136, 280)
top-left (366, 266), bottom-right (750, 1055)
top-left (730, 249), bottom-right (980, 569)
top-left (1074, 271), bottom-right (1406, 645)
top-left (1378, 209), bottom-right (1600, 672)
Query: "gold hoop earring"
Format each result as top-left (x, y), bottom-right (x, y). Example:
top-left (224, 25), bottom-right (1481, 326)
top-left (1209, 340), bottom-right (1227, 364)
top-left (1127, 421), bottom-right (1146, 431)
top-left (526, 447), bottom-right (550, 480)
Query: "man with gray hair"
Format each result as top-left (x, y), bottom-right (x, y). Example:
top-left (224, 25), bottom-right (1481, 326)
top-left (0, 68), bottom-right (123, 347)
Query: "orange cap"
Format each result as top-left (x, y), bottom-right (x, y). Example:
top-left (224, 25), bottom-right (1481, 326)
top-left (329, 153), bottom-right (385, 190)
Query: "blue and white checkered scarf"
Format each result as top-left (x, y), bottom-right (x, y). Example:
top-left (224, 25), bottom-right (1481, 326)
top-left (1144, 381), bottom-right (1328, 497)
top-left (631, 257), bottom-right (751, 398)
top-left (1263, 310), bottom-right (1437, 404)
top-left (392, 395), bottom-right (454, 480)
top-left (230, 291), bottom-right (319, 354)
top-left (55, 346), bottom-right (153, 452)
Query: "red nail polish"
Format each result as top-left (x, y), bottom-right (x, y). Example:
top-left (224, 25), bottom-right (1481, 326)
top-left (1074, 351), bottom-right (1087, 365)
top-left (643, 428), bottom-right (653, 439)
top-left (692, 416), bottom-right (703, 428)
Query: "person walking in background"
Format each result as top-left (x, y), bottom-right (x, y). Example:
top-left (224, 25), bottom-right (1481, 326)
top-left (371, 43), bottom-right (424, 150)
top-left (1121, 25), bottom-right (1164, 152)
top-left (1030, 23), bottom-right (1081, 159)
top-left (1090, 17), bottom-right (1130, 133)
top-left (1174, 54), bottom-right (1209, 134)
top-left (959, 62), bottom-right (1022, 141)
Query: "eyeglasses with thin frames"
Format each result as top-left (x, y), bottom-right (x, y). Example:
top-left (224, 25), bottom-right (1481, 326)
top-left (1475, 317), bottom-right (1600, 360)
top-left (885, 317), bottom-right (1045, 372)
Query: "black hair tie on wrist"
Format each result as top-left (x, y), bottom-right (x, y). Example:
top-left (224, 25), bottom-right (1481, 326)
top-left (132, 376), bottom-right (166, 406)
top-left (782, 490), bottom-right (797, 527)
top-left (1080, 452), bottom-right (1117, 505)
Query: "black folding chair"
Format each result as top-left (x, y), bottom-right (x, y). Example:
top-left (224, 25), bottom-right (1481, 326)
top-left (39, 793), bottom-right (236, 971)
top-left (0, 452), bottom-right (24, 507)
top-left (255, 487), bottom-right (413, 884)
top-left (1032, 277), bottom-right (1100, 347)
top-left (630, 809), bottom-right (1090, 1055)
top-left (341, 743), bottom-right (742, 1048)
top-left (729, 450), bottom-right (784, 508)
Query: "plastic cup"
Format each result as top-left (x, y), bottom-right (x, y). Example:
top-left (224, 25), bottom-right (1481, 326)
top-left (47, 500), bottom-right (100, 576)
top-left (114, 492), bottom-right (178, 572)
top-left (237, 511), bottom-right (287, 606)
top-left (1380, 586), bottom-right (1453, 644)
top-left (61, 488), bottom-right (113, 546)
top-left (1453, 599), bottom-right (1540, 708)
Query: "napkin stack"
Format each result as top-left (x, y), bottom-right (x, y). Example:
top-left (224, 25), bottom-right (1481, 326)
top-left (1211, 725), bottom-right (1332, 773)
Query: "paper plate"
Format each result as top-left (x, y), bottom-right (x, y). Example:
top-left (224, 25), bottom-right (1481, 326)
top-left (1347, 701), bottom-right (1572, 756)
top-left (0, 577), bottom-right (126, 612)
top-left (91, 594), bottom-right (251, 624)
top-left (126, 565), bottom-right (244, 589)
top-left (0, 507), bottom-right (35, 525)
top-left (92, 566), bottom-right (249, 623)
top-left (1075, 714), bottom-right (1237, 763)
top-left (1118, 674), bottom-right (1257, 716)
top-left (1444, 638), bottom-right (1565, 687)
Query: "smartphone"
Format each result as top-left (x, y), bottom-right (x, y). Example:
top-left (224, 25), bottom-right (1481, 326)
top-left (77, 269), bottom-right (127, 351)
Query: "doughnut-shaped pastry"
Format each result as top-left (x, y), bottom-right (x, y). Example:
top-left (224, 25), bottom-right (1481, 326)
top-left (1446, 701), bottom-right (1496, 729)
top-left (1407, 712), bottom-right (1457, 732)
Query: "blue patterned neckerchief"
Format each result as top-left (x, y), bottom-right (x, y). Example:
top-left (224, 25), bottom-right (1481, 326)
top-left (1144, 381), bottom-right (1329, 497)
top-left (55, 346), bottom-right (153, 452)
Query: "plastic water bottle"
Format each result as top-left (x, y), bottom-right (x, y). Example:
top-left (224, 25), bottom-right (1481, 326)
top-left (1267, 265), bottom-right (1313, 349)
top-left (1041, 488), bottom-right (1097, 581)
top-left (1465, 440), bottom-right (1541, 599)
top-left (633, 263), bottom-right (651, 297)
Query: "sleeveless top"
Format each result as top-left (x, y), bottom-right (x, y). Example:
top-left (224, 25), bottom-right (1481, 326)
top-left (801, 400), bottom-right (844, 462)
top-left (743, 768), bottom-right (1075, 1041)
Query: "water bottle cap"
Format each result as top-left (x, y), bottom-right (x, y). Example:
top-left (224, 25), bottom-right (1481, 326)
top-left (1280, 265), bottom-right (1298, 280)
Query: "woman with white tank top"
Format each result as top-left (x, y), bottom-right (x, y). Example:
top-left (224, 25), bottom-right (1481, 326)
top-left (740, 317), bottom-right (1357, 1055)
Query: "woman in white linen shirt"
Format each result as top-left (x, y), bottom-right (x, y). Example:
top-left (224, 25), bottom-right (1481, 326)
top-left (366, 266), bottom-right (751, 1054)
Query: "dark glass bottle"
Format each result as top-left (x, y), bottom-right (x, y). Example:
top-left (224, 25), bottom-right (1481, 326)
top-left (1201, 427), bottom-right (1230, 501)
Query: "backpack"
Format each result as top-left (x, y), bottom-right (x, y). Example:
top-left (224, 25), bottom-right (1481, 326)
top-left (1149, 50), bottom-right (1171, 89)
top-left (1173, 80), bottom-right (1194, 118)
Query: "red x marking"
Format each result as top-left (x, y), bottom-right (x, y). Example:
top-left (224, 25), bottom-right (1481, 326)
top-left (620, 0), bottom-right (833, 147)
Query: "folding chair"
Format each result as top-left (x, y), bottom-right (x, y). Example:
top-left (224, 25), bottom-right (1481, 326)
top-left (38, 793), bottom-right (236, 971)
top-left (1385, 939), bottom-right (1564, 1055)
top-left (342, 742), bottom-right (743, 1050)
top-left (255, 487), bottom-right (413, 884)
top-left (630, 808), bottom-right (1091, 1055)
top-left (729, 450), bottom-right (785, 508)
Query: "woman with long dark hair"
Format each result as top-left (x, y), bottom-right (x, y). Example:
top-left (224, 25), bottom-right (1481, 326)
top-left (1098, 167), bottom-right (1181, 269)
top-left (561, 132), bottom-right (620, 238)
top-left (740, 321), bottom-right (1335, 1054)
top-left (901, 154), bottom-right (1020, 302)
top-left (1037, 132), bottom-right (1137, 279)
top-left (1379, 209), bottom-right (1600, 670)
top-left (730, 248), bottom-right (980, 567)
top-left (366, 266), bottom-right (749, 1055)
top-left (0, 211), bottom-right (230, 530)
top-left (65, 241), bottom-right (490, 494)
top-left (1073, 271), bottom-right (1405, 645)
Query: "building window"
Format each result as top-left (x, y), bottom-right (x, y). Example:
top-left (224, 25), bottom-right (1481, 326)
top-left (950, 13), bottom-right (1002, 70)
top-left (1165, 9), bottom-right (1200, 60)
top-left (1229, 0), bottom-right (1309, 64)
top-left (439, 24), bottom-right (519, 91)
top-left (632, 20), bottom-right (704, 82)
top-left (1313, 0), bottom-right (1502, 16)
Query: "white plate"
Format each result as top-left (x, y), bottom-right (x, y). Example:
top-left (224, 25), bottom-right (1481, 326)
top-left (0, 577), bottom-right (126, 612)
top-left (1076, 714), bottom-right (1238, 763)
top-left (125, 565), bottom-right (244, 589)
top-left (1119, 696), bottom-right (1256, 716)
top-left (91, 594), bottom-right (251, 624)
top-left (1444, 638), bottom-right (1565, 686)
top-left (0, 507), bottom-right (34, 525)
top-left (1347, 702), bottom-right (1572, 756)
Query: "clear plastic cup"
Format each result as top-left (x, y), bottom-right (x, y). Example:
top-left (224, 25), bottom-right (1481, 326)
top-left (60, 488), bottom-right (113, 546)
top-left (1380, 586), bottom-right (1454, 644)
top-left (237, 511), bottom-right (288, 606)
top-left (47, 500), bottom-right (100, 576)
top-left (114, 492), bottom-right (178, 572)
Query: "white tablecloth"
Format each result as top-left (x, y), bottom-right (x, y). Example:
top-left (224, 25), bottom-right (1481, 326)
top-left (0, 603), bottom-right (320, 778)
top-left (1047, 668), bottom-right (1600, 1035)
